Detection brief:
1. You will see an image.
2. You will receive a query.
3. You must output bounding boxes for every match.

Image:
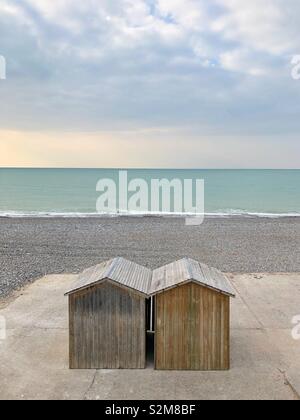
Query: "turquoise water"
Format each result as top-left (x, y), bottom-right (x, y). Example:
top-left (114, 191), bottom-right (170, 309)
top-left (0, 169), bottom-right (299, 217)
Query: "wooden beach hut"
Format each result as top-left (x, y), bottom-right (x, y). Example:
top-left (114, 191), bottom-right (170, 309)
top-left (150, 258), bottom-right (235, 371)
top-left (65, 257), bottom-right (152, 369)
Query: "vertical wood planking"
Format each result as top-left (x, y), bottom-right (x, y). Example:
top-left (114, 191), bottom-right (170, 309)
top-left (69, 295), bottom-right (75, 369)
top-left (155, 283), bottom-right (230, 370)
top-left (69, 281), bottom-right (146, 369)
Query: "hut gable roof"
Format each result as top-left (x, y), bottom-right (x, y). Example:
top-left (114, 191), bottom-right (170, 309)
top-left (65, 257), bottom-right (152, 296)
top-left (149, 258), bottom-right (235, 297)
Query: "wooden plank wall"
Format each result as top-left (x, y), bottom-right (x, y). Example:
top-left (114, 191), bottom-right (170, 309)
top-left (69, 282), bottom-right (146, 369)
top-left (155, 283), bottom-right (230, 370)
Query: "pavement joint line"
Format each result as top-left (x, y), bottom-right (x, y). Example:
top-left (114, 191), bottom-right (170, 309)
top-left (231, 281), bottom-right (265, 330)
top-left (83, 370), bottom-right (98, 401)
top-left (4, 326), bottom-right (68, 334)
top-left (278, 368), bottom-right (300, 400)
top-left (30, 327), bottom-right (68, 331)
top-left (232, 328), bottom-right (293, 331)
top-left (232, 327), bottom-right (263, 331)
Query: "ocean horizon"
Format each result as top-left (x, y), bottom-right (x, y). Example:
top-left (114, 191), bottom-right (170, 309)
top-left (0, 168), bottom-right (299, 218)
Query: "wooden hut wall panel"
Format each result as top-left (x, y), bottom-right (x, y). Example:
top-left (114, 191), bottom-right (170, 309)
top-left (155, 283), bottom-right (230, 371)
top-left (69, 282), bottom-right (146, 369)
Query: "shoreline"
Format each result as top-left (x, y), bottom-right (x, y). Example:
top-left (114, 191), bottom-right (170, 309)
top-left (0, 216), bottom-right (299, 298)
top-left (1, 213), bottom-right (300, 219)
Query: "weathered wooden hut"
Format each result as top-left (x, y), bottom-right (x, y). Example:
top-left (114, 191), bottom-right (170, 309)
top-left (150, 258), bottom-right (235, 371)
top-left (65, 257), bottom-right (152, 370)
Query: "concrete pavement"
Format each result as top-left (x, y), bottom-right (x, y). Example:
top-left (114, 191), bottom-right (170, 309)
top-left (0, 273), bottom-right (299, 400)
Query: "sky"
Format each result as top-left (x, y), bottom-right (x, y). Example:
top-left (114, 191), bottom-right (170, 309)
top-left (0, 0), bottom-right (300, 168)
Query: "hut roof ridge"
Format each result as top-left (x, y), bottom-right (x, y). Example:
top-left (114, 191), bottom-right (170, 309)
top-left (65, 257), bottom-right (152, 296)
top-left (65, 257), bottom-right (235, 298)
top-left (150, 257), bottom-right (235, 297)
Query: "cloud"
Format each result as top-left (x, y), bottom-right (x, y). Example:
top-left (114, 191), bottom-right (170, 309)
top-left (219, 49), bottom-right (268, 76)
top-left (214, 0), bottom-right (300, 55)
top-left (0, 0), bottom-right (300, 167)
top-left (2, 0), bottom-right (298, 75)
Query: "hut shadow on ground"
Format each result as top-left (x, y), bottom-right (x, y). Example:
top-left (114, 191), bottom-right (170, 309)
top-left (146, 332), bottom-right (155, 368)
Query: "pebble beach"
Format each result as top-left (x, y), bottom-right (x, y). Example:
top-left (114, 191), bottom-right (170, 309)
top-left (0, 216), bottom-right (299, 298)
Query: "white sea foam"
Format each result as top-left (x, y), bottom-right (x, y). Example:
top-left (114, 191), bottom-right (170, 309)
top-left (0, 210), bottom-right (299, 218)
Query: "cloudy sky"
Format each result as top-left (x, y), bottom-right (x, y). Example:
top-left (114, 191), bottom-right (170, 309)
top-left (0, 0), bottom-right (299, 168)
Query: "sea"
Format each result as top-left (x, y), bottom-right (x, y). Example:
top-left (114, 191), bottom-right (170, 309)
top-left (0, 169), bottom-right (299, 218)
